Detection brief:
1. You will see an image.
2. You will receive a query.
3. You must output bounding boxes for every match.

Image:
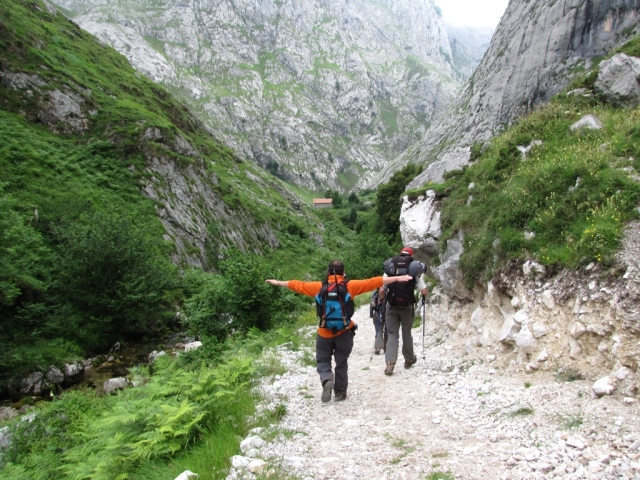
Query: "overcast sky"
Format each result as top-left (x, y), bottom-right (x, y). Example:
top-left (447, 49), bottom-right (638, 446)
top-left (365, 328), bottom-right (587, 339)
top-left (436, 0), bottom-right (510, 28)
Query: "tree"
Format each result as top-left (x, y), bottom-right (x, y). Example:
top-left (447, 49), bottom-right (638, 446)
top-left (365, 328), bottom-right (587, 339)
top-left (324, 189), bottom-right (343, 207)
top-left (183, 250), bottom-right (302, 341)
top-left (375, 163), bottom-right (421, 239)
top-left (53, 210), bottom-right (178, 346)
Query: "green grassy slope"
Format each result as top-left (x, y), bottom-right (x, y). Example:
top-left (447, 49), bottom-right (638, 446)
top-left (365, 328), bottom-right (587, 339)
top-left (409, 42), bottom-right (640, 287)
top-left (0, 0), bottom-right (354, 391)
top-left (0, 0), bottom-right (324, 259)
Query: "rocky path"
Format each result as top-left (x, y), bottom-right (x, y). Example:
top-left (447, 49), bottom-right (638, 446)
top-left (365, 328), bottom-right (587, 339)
top-left (227, 306), bottom-right (640, 480)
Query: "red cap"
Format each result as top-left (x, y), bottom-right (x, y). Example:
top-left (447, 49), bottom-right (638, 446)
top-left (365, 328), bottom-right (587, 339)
top-left (400, 246), bottom-right (414, 256)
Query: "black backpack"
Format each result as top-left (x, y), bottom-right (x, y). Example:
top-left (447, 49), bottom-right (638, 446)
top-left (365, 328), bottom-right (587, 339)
top-left (316, 279), bottom-right (354, 334)
top-left (369, 289), bottom-right (380, 318)
top-left (384, 254), bottom-right (417, 306)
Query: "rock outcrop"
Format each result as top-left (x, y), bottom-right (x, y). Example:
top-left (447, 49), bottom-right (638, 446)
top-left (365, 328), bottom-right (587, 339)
top-left (595, 53), bottom-right (640, 108)
top-left (400, 190), bottom-right (640, 390)
top-left (370, 0), bottom-right (640, 190)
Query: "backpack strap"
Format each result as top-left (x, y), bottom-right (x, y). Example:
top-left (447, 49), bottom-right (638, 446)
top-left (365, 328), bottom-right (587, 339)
top-left (318, 281), bottom-right (329, 329)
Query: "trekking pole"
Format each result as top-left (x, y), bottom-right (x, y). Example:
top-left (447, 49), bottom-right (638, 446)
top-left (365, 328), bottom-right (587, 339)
top-left (421, 295), bottom-right (426, 358)
top-left (369, 310), bottom-right (380, 363)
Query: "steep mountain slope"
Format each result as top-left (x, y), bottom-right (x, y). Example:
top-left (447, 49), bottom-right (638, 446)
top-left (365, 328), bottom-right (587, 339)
top-left (0, 0), bottom-right (323, 270)
top-left (50, 0), bottom-right (460, 190)
top-left (369, 0), bottom-right (640, 189)
top-left (391, 38), bottom-right (640, 424)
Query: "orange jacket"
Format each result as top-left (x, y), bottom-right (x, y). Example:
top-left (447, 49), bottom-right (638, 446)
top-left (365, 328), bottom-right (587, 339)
top-left (287, 274), bottom-right (384, 338)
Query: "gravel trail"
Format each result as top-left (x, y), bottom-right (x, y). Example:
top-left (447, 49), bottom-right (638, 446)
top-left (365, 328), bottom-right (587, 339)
top-left (229, 306), bottom-right (640, 480)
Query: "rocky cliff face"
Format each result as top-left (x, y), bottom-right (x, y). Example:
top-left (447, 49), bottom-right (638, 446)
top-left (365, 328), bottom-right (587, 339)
top-left (396, 36), bottom-right (640, 390)
top-left (402, 191), bottom-right (640, 397)
top-left (52, 0), bottom-right (460, 191)
top-left (369, 0), bottom-right (640, 189)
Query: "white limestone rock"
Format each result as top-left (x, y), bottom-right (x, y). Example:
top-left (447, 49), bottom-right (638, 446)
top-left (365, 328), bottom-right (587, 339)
top-left (184, 341), bottom-right (203, 352)
top-left (570, 322), bottom-right (586, 339)
top-left (399, 191), bottom-right (441, 257)
top-left (570, 114), bottom-right (603, 132)
top-left (531, 322), bottom-right (547, 339)
top-left (514, 327), bottom-right (538, 354)
top-left (430, 230), bottom-right (473, 300)
top-left (174, 471), bottom-right (198, 480)
top-left (103, 377), bottom-right (130, 395)
top-left (541, 290), bottom-right (555, 309)
top-left (535, 349), bottom-right (549, 363)
top-left (231, 455), bottom-right (251, 469)
top-left (498, 315), bottom-right (520, 345)
top-left (149, 350), bottom-right (167, 363)
top-left (240, 435), bottom-right (265, 454)
top-left (595, 53), bottom-right (640, 108)
top-left (592, 376), bottom-right (617, 397)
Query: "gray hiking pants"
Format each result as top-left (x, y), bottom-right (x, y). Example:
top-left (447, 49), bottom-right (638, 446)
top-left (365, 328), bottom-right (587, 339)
top-left (384, 305), bottom-right (415, 364)
top-left (316, 329), bottom-right (355, 393)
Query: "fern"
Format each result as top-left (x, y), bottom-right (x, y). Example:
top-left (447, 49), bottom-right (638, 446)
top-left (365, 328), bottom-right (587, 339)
top-left (54, 353), bottom-right (255, 477)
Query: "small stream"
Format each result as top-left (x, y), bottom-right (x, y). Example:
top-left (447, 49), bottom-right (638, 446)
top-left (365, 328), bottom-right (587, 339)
top-left (1, 332), bottom-right (194, 410)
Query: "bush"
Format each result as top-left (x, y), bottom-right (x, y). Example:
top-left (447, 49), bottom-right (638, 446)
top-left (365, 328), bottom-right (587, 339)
top-left (51, 209), bottom-right (179, 347)
top-left (375, 163), bottom-right (421, 239)
top-left (183, 251), bottom-right (303, 342)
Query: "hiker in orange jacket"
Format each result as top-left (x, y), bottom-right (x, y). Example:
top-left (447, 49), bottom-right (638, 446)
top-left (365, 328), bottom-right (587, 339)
top-left (266, 260), bottom-right (412, 403)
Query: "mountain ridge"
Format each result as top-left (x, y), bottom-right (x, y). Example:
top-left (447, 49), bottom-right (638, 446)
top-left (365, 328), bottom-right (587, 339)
top-left (51, 0), bottom-right (463, 191)
top-left (370, 0), bottom-right (640, 190)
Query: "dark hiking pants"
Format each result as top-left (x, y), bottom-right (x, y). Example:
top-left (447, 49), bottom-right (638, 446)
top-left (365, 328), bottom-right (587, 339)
top-left (372, 310), bottom-right (387, 351)
top-left (316, 329), bottom-right (355, 393)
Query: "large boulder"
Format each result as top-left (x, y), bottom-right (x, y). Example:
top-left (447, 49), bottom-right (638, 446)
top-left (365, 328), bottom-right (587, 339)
top-left (399, 190), bottom-right (442, 259)
top-left (103, 377), bottom-right (130, 395)
top-left (595, 53), bottom-right (640, 108)
top-left (430, 230), bottom-right (473, 300)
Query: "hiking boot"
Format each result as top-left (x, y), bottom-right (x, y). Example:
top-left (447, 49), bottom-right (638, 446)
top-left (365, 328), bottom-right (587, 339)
top-left (384, 362), bottom-right (395, 376)
top-left (404, 356), bottom-right (417, 369)
top-left (321, 380), bottom-right (333, 403)
top-left (334, 390), bottom-right (347, 401)
top-left (374, 348), bottom-right (381, 355)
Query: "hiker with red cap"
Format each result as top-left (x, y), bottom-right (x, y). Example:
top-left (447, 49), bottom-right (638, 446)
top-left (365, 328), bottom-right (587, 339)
top-left (266, 260), bottom-right (413, 402)
top-left (382, 246), bottom-right (428, 376)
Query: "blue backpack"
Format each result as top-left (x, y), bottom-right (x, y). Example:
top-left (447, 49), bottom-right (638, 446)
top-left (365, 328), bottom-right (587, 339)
top-left (316, 279), bottom-right (354, 334)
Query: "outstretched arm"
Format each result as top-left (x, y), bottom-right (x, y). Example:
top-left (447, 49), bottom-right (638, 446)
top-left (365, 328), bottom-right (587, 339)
top-left (265, 279), bottom-right (288, 288)
top-left (382, 274), bottom-right (413, 285)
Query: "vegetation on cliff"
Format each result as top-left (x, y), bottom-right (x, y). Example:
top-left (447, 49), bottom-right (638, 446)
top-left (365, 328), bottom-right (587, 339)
top-left (419, 40), bottom-right (640, 286)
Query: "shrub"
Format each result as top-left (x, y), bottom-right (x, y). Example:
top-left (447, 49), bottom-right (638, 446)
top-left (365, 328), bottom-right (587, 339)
top-left (183, 250), bottom-right (303, 342)
top-left (51, 209), bottom-right (179, 347)
top-left (375, 163), bottom-right (421, 239)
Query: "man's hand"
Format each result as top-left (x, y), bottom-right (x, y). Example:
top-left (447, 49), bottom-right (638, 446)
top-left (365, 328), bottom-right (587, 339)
top-left (265, 279), bottom-right (287, 287)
